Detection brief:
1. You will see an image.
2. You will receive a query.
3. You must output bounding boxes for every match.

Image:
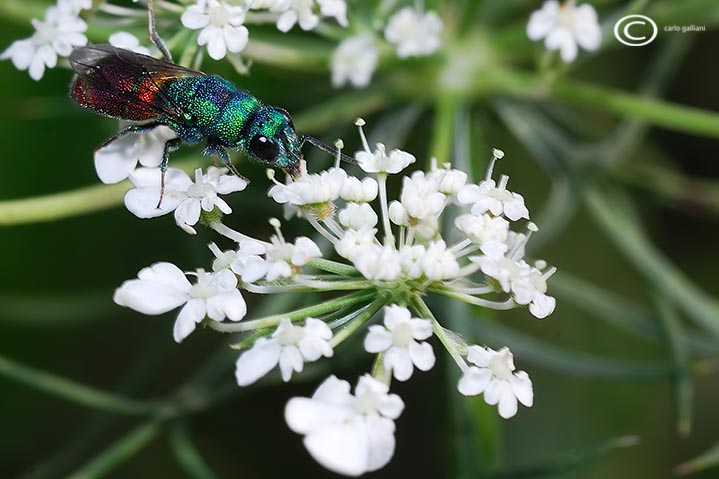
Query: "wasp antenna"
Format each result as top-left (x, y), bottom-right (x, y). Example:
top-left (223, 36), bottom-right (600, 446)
top-left (304, 135), bottom-right (356, 164)
top-left (148, 0), bottom-right (172, 62)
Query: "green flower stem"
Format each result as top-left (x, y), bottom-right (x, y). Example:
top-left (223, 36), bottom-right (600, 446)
top-left (330, 298), bottom-right (385, 347)
top-left (66, 421), bottom-right (163, 479)
top-left (481, 69), bottom-right (719, 139)
top-left (551, 270), bottom-right (719, 355)
top-left (244, 278), bottom-right (370, 294)
top-left (430, 94), bottom-right (461, 165)
top-left (0, 182), bottom-right (128, 226)
top-left (653, 293), bottom-right (693, 436)
top-left (0, 158), bottom-right (200, 226)
top-left (169, 421), bottom-right (220, 479)
top-left (370, 353), bottom-right (389, 384)
top-left (0, 353), bottom-right (160, 416)
top-left (481, 435), bottom-right (640, 479)
top-left (309, 257), bottom-right (360, 276)
top-left (293, 278), bottom-right (374, 291)
top-left (675, 440), bottom-right (719, 477)
top-left (207, 289), bottom-right (377, 333)
top-left (613, 161), bottom-right (719, 215)
top-left (412, 296), bottom-right (466, 370)
top-left (585, 187), bottom-right (719, 338)
top-left (430, 285), bottom-right (516, 310)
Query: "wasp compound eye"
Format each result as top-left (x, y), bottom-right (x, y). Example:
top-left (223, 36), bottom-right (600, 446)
top-left (249, 135), bottom-right (279, 163)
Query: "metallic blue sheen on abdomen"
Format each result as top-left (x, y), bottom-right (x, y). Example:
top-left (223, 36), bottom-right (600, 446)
top-left (166, 75), bottom-right (262, 147)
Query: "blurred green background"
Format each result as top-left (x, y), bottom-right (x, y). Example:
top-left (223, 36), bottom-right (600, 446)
top-left (0, 1), bottom-right (718, 478)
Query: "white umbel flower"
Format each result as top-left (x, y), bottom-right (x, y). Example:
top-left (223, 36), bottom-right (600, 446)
top-left (455, 213), bottom-right (510, 259)
top-left (268, 167), bottom-right (347, 207)
top-left (353, 244), bottom-right (402, 281)
top-left (421, 240), bottom-right (460, 281)
top-left (364, 305), bottom-right (435, 381)
top-left (471, 253), bottom-right (556, 319)
top-left (285, 374), bottom-right (404, 476)
top-left (113, 262), bottom-right (247, 343)
top-left (264, 232), bottom-right (322, 281)
top-left (355, 143), bottom-right (416, 175)
top-left (235, 317), bottom-right (333, 385)
top-left (458, 346), bottom-right (533, 419)
top-left (338, 202), bottom-right (378, 231)
top-left (384, 6), bottom-right (443, 58)
top-left (1, 5), bottom-right (87, 80)
top-left (94, 126), bottom-right (177, 184)
top-left (181, 0), bottom-right (249, 60)
top-left (209, 241), bottom-right (268, 283)
top-left (526, 0), bottom-right (602, 63)
top-left (331, 34), bottom-right (378, 88)
top-left (457, 176), bottom-right (530, 221)
top-left (124, 167), bottom-right (248, 234)
top-left (340, 176), bottom-right (378, 202)
top-left (335, 228), bottom-right (378, 261)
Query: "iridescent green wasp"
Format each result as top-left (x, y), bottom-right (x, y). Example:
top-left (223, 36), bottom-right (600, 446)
top-left (69, 0), bottom-right (350, 200)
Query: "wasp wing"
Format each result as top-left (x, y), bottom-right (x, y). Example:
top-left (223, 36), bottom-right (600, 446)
top-left (70, 45), bottom-right (203, 122)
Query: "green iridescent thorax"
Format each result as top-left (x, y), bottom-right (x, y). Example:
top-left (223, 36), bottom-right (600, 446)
top-left (166, 75), bottom-right (261, 146)
top-left (244, 106), bottom-right (304, 175)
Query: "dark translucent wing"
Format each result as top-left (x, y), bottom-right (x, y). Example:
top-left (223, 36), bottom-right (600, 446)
top-left (69, 45), bottom-right (203, 121)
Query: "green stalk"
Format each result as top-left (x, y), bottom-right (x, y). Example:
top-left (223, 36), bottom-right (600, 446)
top-left (585, 187), bottom-right (719, 338)
top-left (412, 296), bottom-right (466, 370)
top-left (0, 182), bottom-right (128, 226)
top-left (207, 289), bottom-right (377, 333)
top-left (481, 69), bottom-right (719, 139)
top-left (329, 298), bottom-right (385, 347)
top-left (66, 421), bottom-right (162, 479)
top-left (653, 294), bottom-right (693, 436)
top-left (0, 353), bottom-right (159, 416)
top-left (309, 257), bottom-right (360, 276)
top-left (169, 421), bottom-right (220, 479)
top-left (0, 158), bottom-right (200, 226)
top-left (430, 94), bottom-right (461, 165)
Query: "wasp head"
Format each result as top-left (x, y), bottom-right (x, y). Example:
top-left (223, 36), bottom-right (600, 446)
top-left (245, 106), bottom-right (303, 179)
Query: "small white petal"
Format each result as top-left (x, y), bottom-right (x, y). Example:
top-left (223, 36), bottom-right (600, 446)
top-left (364, 326), bottom-right (392, 353)
top-left (172, 300), bottom-right (206, 342)
top-left (384, 347), bottom-right (413, 381)
top-left (303, 420), bottom-right (368, 476)
top-left (181, 7), bottom-right (210, 30)
top-left (235, 338), bottom-right (281, 386)
top-left (510, 371), bottom-right (534, 407)
top-left (457, 367), bottom-right (492, 396)
top-left (279, 346), bottom-right (304, 381)
top-left (408, 341), bottom-right (435, 372)
top-left (364, 416), bottom-right (396, 472)
top-left (497, 390), bottom-right (519, 419)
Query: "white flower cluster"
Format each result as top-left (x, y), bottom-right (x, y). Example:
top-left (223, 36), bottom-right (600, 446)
top-left (110, 118), bottom-right (555, 475)
top-left (1, 0), bottom-right (445, 90)
top-left (526, 0), bottom-right (602, 63)
top-left (331, 6), bottom-right (443, 88)
top-left (180, 0), bottom-right (348, 60)
top-left (249, 0), bottom-right (348, 32)
top-left (1, 0), bottom-right (89, 80)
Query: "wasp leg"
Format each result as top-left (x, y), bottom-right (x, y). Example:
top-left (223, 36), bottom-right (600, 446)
top-left (156, 138), bottom-right (182, 209)
top-left (147, 0), bottom-right (173, 62)
top-left (97, 122), bottom-right (164, 150)
top-left (205, 144), bottom-right (249, 183)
